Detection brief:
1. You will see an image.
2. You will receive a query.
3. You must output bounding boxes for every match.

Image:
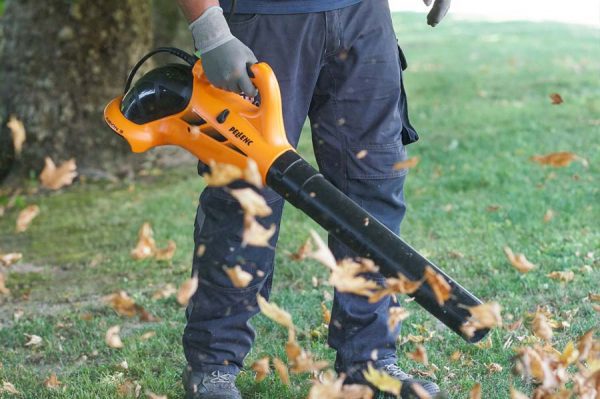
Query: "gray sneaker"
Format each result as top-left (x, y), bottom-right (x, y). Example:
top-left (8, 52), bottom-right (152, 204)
top-left (182, 366), bottom-right (242, 399)
top-left (378, 364), bottom-right (444, 399)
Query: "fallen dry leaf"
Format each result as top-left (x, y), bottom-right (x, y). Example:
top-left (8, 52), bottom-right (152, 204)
top-left (177, 275), bottom-right (198, 306)
top-left (16, 204), bottom-right (40, 233)
top-left (589, 293), bottom-right (600, 303)
top-left (224, 265), bottom-right (253, 288)
top-left (256, 295), bottom-right (294, 331)
top-left (155, 240), bottom-right (176, 261)
top-left (117, 380), bottom-right (142, 397)
top-left (44, 373), bottom-right (62, 389)
top-left (24, 334), bottom-right (42, 347)
top-left (103, 291), bottom-right (138, 317)
top-left (140, 331), bottom-right (156, 341)
top-left (369, 274), bottom-right (422, 303)
top-left (510, 387), bottom-right (529, 399)
top-left (0, 253), bottom-right (22, 267)
top-left (1, 381), bottom-right (20, 395)
top-left (388, 307), bottom-right (410, 332)
top-left (105, 325), bottom-right (124, 349)
top-left (363, 364), bottom-right (401, 397)
top-left (543, 209), bottom-right (555, 223)
top-left (288, 343), bottom-right (329, 374)
top-left (486, 363), bottom-right (503, 373)
top-left (146, 391), bottom-right (167, 399)
top-left (152, 284), bottom-right (177, 300)
top-left (393, 156), bottom-right (420, 171)
top-left (131, 223), bottom-right (156, 260)
top-left (203, 161), bottom-right (243, 186)
top-left (0, 273), bottom-right (10, 295)
top-left (558, 341), bottom-right (579, 366)
top-left (549, 93), bottom-right (563, 104)
top-left (230, 188), bottom-right (272, 218)
top-left (251, 357), bottom-right (270, 382)
top-left (273, 357), bottom-right (290, 385)
top-left (307, 371), bottom-right (345, 399)
top-left (469, 383), bottom-right (481, 399)
top-left (547, 270), bottom-right (575, 282)
top-left (503, 246), bottom-right (535, 273)
top-left (408, 345), bottom-right (429, 366)
top-left (7, 115), bottom-right (26, 156)
top-left (40, 157), bottom-right (77, 190)
top-left (532, 311), bottom-right (553, 341)
top-left (242, 216), bottom-right (276, 247)
top-left (531, 152), bottom-right (582, 168)
top-left (321, 302), bottom-right (331, 324)
top-left (423, 266), bottom-right (451, 305)
top-left (289, 238), bottom-right (312, 261)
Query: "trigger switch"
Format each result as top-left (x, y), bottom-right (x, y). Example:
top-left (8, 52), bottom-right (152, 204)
top-left (216, 109), bottom-right (229, 124)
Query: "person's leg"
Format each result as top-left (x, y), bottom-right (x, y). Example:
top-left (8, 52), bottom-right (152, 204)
top-left (183, 12), bottom-right (326, 378)
top-left (308, 0), bottom-right (422, 382)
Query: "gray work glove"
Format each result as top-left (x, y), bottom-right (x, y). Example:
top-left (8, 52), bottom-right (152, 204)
top-left (423, 0), bottom-right (451, 27)
top-left (189, 6), bottom-right (258, 96)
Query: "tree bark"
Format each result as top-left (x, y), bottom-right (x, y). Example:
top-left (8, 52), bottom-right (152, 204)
top-left (0, 0), bottom-right (153, 181)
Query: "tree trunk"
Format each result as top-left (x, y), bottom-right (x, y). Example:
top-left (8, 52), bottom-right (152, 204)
top-left (0, 0), bottom-right (153, 181)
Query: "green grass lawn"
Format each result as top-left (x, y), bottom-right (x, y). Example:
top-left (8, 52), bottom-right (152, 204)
top-left (1, 13), bottom-right (599, 399)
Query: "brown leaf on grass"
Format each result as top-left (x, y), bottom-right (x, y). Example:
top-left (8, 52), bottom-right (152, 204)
top-left (0, 273), bottom-right (10, 295)
top-left (155, 240), bottom-right (176, 261)
top-left (549, 93), bottom-right (563, 104)
top-left (105, 325), bottom-right (124, 349)
top-left (251, 357), bottom-right (270, 382)
top-left (117, 380), bottom-right (142, 397)
top-left (510, 387), bottom-right (529, 399)
top-left (140, 331), bottom-right (156, 341)
top-left (131, 223), bottom-right (156, 260)
top-left (532, 311), bottom-right (553, 341)
top-left (7, 115), bottom-right (26, 156)
top-left (230, 188), bottom-right (272, 218)
top-left (289, 238), bottom-right (312, 261)
top-left (0, 253), bottom-right (22, 267)
top-left (24, 334), bottom-right (42, 347)
top-left (224, 265), bottom-right (253, 288)
top-left (256, 295), bottom-right (294, 331)
top-left (307, 230), bottom-right (336, 269)
top-left (363, 364), bottom-right (402, 397)
top-left (273, 357), bottom-right (290, 385)
top-left (543, 209), bottom-right (555, 223)
top-left (103, 291), bottom-right (138, 317)
top-left (393, 156), bottom-right (420, 171)
top-left (423, 266), bottom-right (451, 305)
top-left (576, 329), bottom-right (595, 361)
top-left (321, 302), bottom-right (331, 324)
top-left (469, 383), bottom-right (481, 399)
top-left (461, 302), bottom-right (503, 338)
top-left (368, 274), bottom-right (422, 303)
top-left (202, 161), bottom-right (243, 186)
top-left (388, 307), bottom-right (410, 332)
top-left (307, 371), bottom-right (345, 399)
top-left (242, 216), bottom-right (276, 247)
top-left (531, 152), bottom-right (583, 168)
top-left (1, 381), bottom-right (20, 395)
top-left (40, 157), bottom-right (77, 190)
top-left (244, 158), bottom-right (263, 188)
top-left (547, 270), bottom-right (574, 282)
top-left (177, 275), bottom-right (198, 306)
top-left (152, 284), bottom-right (177, 300)
top-left (285, 339), bottom-right (303, 361)
top-left (16, 204), bottom-right (40, 233)
top-left (408, 345), bottom-right (429, 366)
top-left (486, 363), bottom-right (503, 373)
top-left (558, 341), bottom-right (579, 366)
top-left (589, 293), bottom-right (600, 302)
top-left (146, 392), bottom-right (167, 399)
top-left (44, 373), bottom-right (62, 389)
top-left (503, 246), bottom-right (535, 273)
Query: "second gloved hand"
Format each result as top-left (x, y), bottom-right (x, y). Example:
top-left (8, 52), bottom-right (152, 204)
top-left (190, 6), bottom-right (258, 96)
top-left (422, 0), bottom-right (451, 27)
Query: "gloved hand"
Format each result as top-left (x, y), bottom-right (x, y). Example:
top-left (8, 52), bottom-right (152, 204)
top-left (422, 0), bottom-right (451, 27)
top-left (189, 6), bottom-right (258, 96)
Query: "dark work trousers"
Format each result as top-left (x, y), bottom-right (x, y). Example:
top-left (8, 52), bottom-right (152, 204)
top-left (182, 0), bottom-right (419, 381)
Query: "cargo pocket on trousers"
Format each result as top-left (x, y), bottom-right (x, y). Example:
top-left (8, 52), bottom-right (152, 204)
top-left (347, 142), bottom-right (408, 180)
top-left (397, 44), bottom-right (420, 145)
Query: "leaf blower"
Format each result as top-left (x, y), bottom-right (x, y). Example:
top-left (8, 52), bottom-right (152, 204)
top-left (104, 48), bottom-right (490, 343)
